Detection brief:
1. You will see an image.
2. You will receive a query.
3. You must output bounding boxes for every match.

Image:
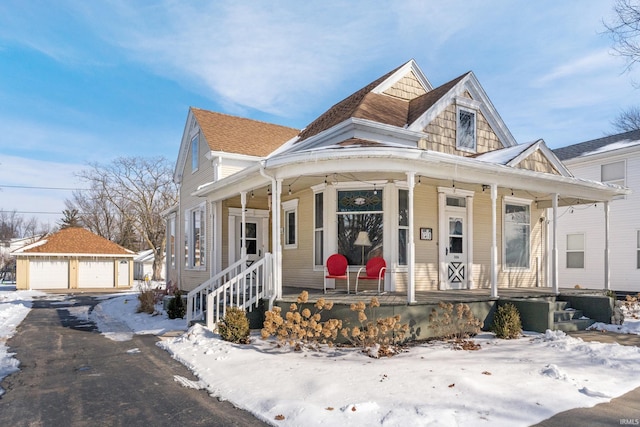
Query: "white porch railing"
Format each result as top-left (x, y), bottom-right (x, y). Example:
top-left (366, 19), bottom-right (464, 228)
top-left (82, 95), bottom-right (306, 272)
top-left (185, 253), bottom-right (273, 329)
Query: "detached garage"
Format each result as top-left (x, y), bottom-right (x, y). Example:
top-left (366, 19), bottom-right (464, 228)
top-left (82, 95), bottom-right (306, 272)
top-left (12, 227), bottom-right (134, 290)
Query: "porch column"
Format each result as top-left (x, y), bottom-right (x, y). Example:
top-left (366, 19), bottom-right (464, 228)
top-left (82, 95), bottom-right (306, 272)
top-left (490, 184), bottom-right (498, 298)
top-left (240, 191), bottom-right (247, 258)
top-left (551, 193), bottom-right (559, 294)
top-left (406, 172), bottom-right (416, 303)
top-left (466, 194), bottom-right (474, 289)
top-left (604, 201), bottom-right (610, 291)
top-left (273, 179), bottom-right (283, 299)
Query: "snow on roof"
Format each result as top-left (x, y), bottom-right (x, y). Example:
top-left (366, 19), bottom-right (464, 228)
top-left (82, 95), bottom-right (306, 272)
top-left (554, 129), bottom-right (640, 161)
top-left (474, 141), bottom-right (537, 165)
top-left (580, 138), bottom-right (640, 157)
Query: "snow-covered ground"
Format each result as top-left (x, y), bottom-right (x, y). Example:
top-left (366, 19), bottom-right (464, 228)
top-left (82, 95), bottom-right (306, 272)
top-left (2, 285), bottom-right (640, 426)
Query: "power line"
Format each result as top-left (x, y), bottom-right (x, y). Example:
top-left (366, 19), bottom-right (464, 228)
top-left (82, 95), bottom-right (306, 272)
top-left (3, 211), bottom-right (64, 215)
top-left (0, 184), bottom-right (87, 191)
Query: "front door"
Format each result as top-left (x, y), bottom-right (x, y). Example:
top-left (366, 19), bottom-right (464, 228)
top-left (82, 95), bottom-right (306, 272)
top-left (237, 220), bottom-right (261, 263)
top-left (445, 213), bottom-right (467, 289)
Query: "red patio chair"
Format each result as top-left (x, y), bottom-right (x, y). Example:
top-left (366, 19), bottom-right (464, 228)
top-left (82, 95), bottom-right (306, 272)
top-left (324, 254), bottom-right (350, 294)
top-left (355, 257), bottom-right (386, 294)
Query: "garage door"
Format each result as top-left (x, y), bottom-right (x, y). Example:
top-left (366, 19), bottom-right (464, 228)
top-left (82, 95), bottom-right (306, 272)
top-left (78, 260), bottom-right (114, 288)
top-left (29, 260), bottom-right (69, 289)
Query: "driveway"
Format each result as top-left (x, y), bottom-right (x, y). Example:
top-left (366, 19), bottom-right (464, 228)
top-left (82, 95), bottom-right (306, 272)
top-left (0, 294), bottom-right (267, 427)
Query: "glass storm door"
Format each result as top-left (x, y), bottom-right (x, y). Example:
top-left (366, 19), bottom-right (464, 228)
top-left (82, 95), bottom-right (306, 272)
top-left (445, 214), bottom-right (467, 289)
top-left (237, 220), bottom-right (261, 263)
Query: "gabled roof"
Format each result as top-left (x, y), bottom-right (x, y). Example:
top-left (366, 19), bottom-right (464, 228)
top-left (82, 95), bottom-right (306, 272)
top-left (13, 227), bottom-right (134, 256)
top-left (292, 60), bottom-right (517, 152)
top-left (191, 108), bottom-right (299, 157)
top-left (296, 65), bottom-right (405, 142)
top-left (475, 139), bottom-right (571, 176)
top-left (554, 129), bottom-right (640, 161)
top-left (407, 73), bottom-right (468, 124)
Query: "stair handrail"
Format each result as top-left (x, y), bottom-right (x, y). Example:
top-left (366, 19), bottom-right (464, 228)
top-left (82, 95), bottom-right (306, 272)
top-left (206, 253), bottom-right (273, 330)
top-left (186, 256), bottom-right (247, 324)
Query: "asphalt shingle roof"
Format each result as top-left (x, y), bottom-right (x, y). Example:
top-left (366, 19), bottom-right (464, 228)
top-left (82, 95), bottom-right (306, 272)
top-left (191, 108), bottom-right (299, 157)
top-left (553, 129), bottom-right (640, 161)
top-left (19, 227), bottom-right (133, 255)
top-left (296, 67), bottom-right (469, 143)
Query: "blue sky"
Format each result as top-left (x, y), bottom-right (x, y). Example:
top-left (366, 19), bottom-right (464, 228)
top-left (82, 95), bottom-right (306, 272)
top-left (0, 1), bottom-right (638, 226)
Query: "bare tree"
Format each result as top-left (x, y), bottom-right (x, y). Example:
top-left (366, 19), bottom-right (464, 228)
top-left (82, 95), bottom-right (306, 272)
top-left (67, 184), bottom-right (121, 242)
top-left (605, 0), bottom-right (640, 70)
top-left (611, 105), bottom-right (640, 132)
top-left (73, 156), bottom-right (177, 280)
top-left (0, 210), bottom-right (47, 239)
top-left (0, 210), bottom-right (23, 241)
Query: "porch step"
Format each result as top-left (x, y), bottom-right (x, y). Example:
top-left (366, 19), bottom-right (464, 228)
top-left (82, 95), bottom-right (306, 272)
top-left (553, 318), bottom-right (596, 332)
top-left (552, 301), bottom-right (595, 332)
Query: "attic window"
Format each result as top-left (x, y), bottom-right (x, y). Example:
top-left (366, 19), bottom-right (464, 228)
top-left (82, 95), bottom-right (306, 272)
top-left (456, 107), bottom-right (476, 152)
top-left (191, 133), bottom-right (199, 172)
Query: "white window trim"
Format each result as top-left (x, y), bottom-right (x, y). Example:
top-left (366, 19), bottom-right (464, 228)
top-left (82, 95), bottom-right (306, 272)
top-left (191, 132), bottom-right (200, 173)
top-left (601, 160), bottom-right (626, 200)
top-left (566, 232), bottom-right (585, 269)
top-left (456, 106), bottom-right (477, 153)
top-left (502, 196), bottom-right (532, 272)
top-left (312, 187), bottom-right (325, 271)
top-left (637, 230), bottom-right (640, 270)
top-left (168, 215), bottom-right (176, 269)
top-left (282, 199), bottom-right (299, 250)
top-left (185, 202), bottom-right (206, 270)
top-left (397, 186), bottom-right (409, 269)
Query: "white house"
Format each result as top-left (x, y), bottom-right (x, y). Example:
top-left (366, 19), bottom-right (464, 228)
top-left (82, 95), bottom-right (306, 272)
top-left (553, 129), bottom-right (640, 293)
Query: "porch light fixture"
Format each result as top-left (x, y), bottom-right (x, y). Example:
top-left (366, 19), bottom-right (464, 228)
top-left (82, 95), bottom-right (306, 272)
top-left (354, 231), bottom-right (372, 265)
top-left (417, 176), bottom-right (422, 185)
top-left (482, 184), bottom-right (490, 192)
top-left (373, 184), bottom-right (378, 195)
top-left (251, 190), bottom-right (254, 198)
top-left (288, 184), bottom-right (292, 195)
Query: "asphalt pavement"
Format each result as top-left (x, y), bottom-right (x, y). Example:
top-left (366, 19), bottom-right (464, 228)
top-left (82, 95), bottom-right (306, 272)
top-left (0, 294), bottom-right (267, 427)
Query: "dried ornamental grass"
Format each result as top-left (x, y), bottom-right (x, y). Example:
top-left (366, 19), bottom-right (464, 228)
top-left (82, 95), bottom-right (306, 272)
top-left (261, 291), bottom-right (342, 349)
top-left (429, 302), bottom-right (482, 348)
top-left (341, 297), bottom-right (409, 358)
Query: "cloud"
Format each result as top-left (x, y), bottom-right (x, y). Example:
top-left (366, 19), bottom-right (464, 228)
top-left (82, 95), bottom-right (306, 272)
top-left (536, 50), bottom-right (617, 86)
top-left (76, 1), bottom-right (392, 117)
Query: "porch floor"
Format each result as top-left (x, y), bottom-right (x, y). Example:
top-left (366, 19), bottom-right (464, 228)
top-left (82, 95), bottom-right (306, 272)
top-left (280, 286), bottom-right (606, 305)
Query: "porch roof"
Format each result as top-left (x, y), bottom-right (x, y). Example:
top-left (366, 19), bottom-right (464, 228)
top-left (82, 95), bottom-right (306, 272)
top-left (193, 143), bottom-right (628, 206)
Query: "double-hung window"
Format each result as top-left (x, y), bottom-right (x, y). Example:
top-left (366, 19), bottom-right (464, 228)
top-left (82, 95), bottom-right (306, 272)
top-left (168, 216), bottom-right (176, 269)
top-left (601, 161), bottom-right (625, 200)
top-left (504, 199), bottom-right (530, 269)
top-left (314, 192), bottom-right (324, 267)
top-left (282, 199), bottom-right (298, 249)
top-left (637, 231), bottom-right (640, 269)
top-left (185, 203), bottom-right (206, 268)
top-left (398, 189), bottom-right (408, 266)
top-left (566, 233), bottom-right (585, 269)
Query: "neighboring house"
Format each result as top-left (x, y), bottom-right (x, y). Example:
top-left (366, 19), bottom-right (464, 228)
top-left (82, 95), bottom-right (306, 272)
top-left (1, 235), bottom-right (44, 281)
top-left (166, 60), bottom-right (627, 321)
top-left (553, 129), bottom-right (640, 293)
top-left (12, 227), bottom-right (134, 290)
top-left (134, 249), bottom-right (165, 281)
